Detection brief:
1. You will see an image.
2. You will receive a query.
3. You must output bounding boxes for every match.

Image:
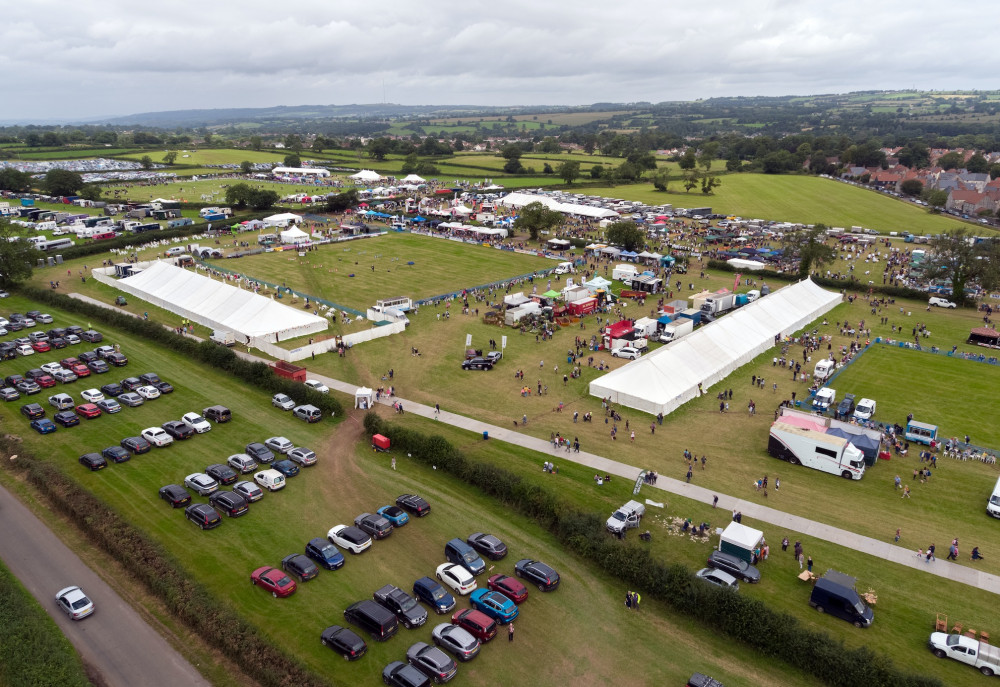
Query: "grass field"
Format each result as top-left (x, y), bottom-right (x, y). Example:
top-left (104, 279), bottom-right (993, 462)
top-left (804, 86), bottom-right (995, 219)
top-left (117, 149), bottom-right (288, 166)
top-left (584, 175), bottom-right (969, 234)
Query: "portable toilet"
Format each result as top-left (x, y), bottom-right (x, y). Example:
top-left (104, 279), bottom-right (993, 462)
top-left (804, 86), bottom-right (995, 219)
top-left (718, 522), bottom-right (764, 564)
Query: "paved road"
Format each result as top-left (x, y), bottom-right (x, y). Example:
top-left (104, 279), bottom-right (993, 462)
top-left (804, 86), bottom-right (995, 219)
top-left (0, 484), bottom-right (210, 687)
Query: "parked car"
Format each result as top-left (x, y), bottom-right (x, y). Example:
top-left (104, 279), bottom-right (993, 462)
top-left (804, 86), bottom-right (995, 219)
top-left (181, 412), bottom-right (211, 433)
top-left (382, 661), bottom-right (430, 687)
top-left (136, 385), bottom-right (160, 400)
top-left (40, 362), bottom-right (63, 375)
top-left (118, 392), bottom-right (144, 407)
top-left (78, 452), bottom-right (107, 470)
top-left (486, 574), bottom-right (527, 604)
top-left (162, 420), bottom-right (195, 440)
top-left (233, 480), bottom-right (264, 502)
top-left (203, 405), bottom-right (231, 423)
top-left (306, 537), bottom-right (345, 570)
top-left (75, 403), bottom-right (102, 419)
top-left (355, 512), bottom-right (393, 539)
top-left (304, 379), bottom-right (329, 394)
top-left (206, 463), bottom-right (239, 485)
top-left (0, 387), bottom-right (19, 401)
top-left (141, 427), bottom-right (173, 447)
top-left (396, 494), bottom-right (431, 517)
top-left (55, 586), bottom-right (95, 620)
top-left (101, 446), bottom-right (131, 464)
top-left (80, 388), bottom-right (104, 403)
top-left (288, 446), bottom-right (317, 466)
top-left (272, 393), bottom-right (296, 410)
top-left (450, 608), bottom-right (497, 643)
top-left (265, 436), bottom-right (294, 454)
top-left (100, 382), bottom-right (123, 397)
top-left (184, 472), bottom-right (219, 496)
top-left (467, 533), bottom-right (507, 560)
top-left (696, 567), bottom-right (740, 590)
top-left (209, 490), bottom-right (250, 517)
top-left (611, 346), bottom-right (641, 360)
top-left (158, 484), bottom-right (192, 508)
top-left (431, 623), bottom-right (480, 662)
top-left (435, 564), bottom-right (477, 596)
top-left (328, 525), bottom-right (372, 554)
top-left (96, 398), bottom-right (121, 414)
top-left (106, 352), bottom-right (128, 367)
top-left (344, 599), bottom-right (398, 641)
top-left (227, 453), bottom-right (258, 474)
top-left (320, 625), bottom-right (367, 661)
top-left (245, 442), bottom-right (275, 464)
top-left (272, 459), bottom-right (300, 478)
top-left (373, 584), bottom-right (428, 629)
top-left (250, 566), bottom-right (296, 597)
top-left (280, 553), bottom-right (318, 582)
top-left (53, 410), bottom-right (80, 427)
top-left (254, 469), bottom-right (285, 492)
top-left (461, 357), bottom-right (493, 371)
top-left (706, 550), bottom-right (760, 584)
top-left (120, 436), bottom-right (151, 454)
top-left (69, 364), bottom-right (90, 378)
top-left (445, 538), bottom-right (485, 576)
top-left (413, 577), bottom-right (456, 615)
top-left (86, 360), bottom-right (109, 374)
top-left (469, 589), bottom-right (518, 624)
top-left (406, 641), bottom-right (458, 684)
top-left (16, 380), bottom-right (40, 395)
top-left (929, 297), bottom-right (957, 308)
top-left (20, 403), bottom-right (45, 420)
top-left (377, 505), bottom-right (409, 527)
top-left (513, 559), bottom-right (560, 591)
top-left (51, 368), bottom-right (77, 383)
top-left (48, 393), bottom-right (74, 410)
top-left (292, 404), bottom-right (322, 422)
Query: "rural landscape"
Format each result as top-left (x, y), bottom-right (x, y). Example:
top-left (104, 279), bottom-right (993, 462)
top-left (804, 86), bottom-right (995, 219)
top-left (3, 4), bottom-right (1000, 687)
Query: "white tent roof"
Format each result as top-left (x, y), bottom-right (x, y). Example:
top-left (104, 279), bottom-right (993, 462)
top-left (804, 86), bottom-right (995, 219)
top-left (280, 227), bottom-right (310, 243)
top-left (116, 262), bottom-right (327, 343)
top-left (499, 192), bottom-right (619, 219)
top-left (355, 386), bottom-right (374, 409)
top-left (264, 212), bottom-right (303, 228)
top-left (720, 522), bottom-right (764, 551)
top-left (589, 279), bottom-right (842, 416)
top-left (401, 174), bottom-right (426, 183)
top-left (350, 169), bottom-right (383, 181)
top-left (272, 166), bottom-right (330, 177)
top-left (727, 258), bottom-right (767, 271)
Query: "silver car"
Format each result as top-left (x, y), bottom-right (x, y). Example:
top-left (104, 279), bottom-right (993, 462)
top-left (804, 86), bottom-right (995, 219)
top-left (264, 436), bottom-right (294, 454)
top-left (227, 453), bottom-right (258, 474)
top-left (288, 447), bottom-right (317, 466)
top-left (184, 472), bottom-right (219, 496)
top-left (55, 585), bottom-right (94, 620)
top-left (696, 567), bottom-right (740, 590)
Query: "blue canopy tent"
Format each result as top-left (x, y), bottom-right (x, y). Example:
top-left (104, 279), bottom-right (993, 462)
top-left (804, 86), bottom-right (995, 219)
top-left (826, 428), bottom-right (880, 466)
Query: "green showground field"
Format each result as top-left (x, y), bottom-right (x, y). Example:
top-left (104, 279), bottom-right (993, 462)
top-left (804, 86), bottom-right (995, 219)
top-left (117, 149), bottom-right (288, 166)
top-left (584, 175), bottom-right (969, 234)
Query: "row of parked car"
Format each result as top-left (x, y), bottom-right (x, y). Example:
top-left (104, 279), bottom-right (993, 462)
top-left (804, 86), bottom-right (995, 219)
top-left (0, 317), bottom-right (105, 360)
top-left (0, 344), bottom-right (133, 400)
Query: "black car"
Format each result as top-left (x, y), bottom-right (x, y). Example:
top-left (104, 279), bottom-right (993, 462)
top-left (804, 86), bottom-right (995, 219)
top-left (245, 442), bottom-right (275, 464)
top-left (396, 494), bottom-right (431, 517)
top-left (383, 661), bottom-right (430, 687)
top-left (205, 463), bottom-right (238, 485)
top-left (209, 490), bottom-right (249, 517)
top-left (106, 352), bottom-right (128, 367)
top-left (47, 328), bottom-right (67, 339)
top-left (305, 537), bottom-right (346, 570)
top-left (25, 368), bottom-right (47, 380)
top-left (513, 559), bottom-right (560, 591)
top-left (100, 382), bottom-right (124, 397)
top-left (121, 376), bottom-right (143, 391)
top-left (53, 410), bottom-right (80, 427)
top-left (101, 446), bottom-right (131, 464)
top-left (406, 641), bottom-right (458, 683)
top-left (139, 372), bottom-right (162, 385)
top-left (78, 351), bottom-right (99, 364)
top-left (185, 503), bottom-right (222, 530)
top-left (121, 436), bottom-right (152, 454)
top-left (706, 550), bottom-right (761, 584)
top-left (162, 420), bottom-right (195, 440)
top-left (461, 357), bottom-right (493, 371)
top-left (87, 360), bottom-right (110, 374)
top-left (281, 553), bottom-right (319, 582)
top-left (65, 325), bottom-right (83, 336)
top-left (467, 533), bottom-right (508, 561)
top-left (5, 374), bottom-right (24, 387)
top-left (320, 625), bottom-right (367, 661)
top-left (154, 381), bottom-right (174, 394)
top-left (159, 484), bottom-right (192, 508)
top-left (49, 337), bottom-right (68, 349)
top-left (20, 403), bottom-right (44, 420)
top-left (79, 453), bottom-right (107, 471)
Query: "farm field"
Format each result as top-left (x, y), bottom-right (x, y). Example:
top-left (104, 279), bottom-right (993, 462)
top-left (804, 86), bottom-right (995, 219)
top-left (117, 148), bottom-right (288, 166)
top-left (584, 175), bottom-right (969, 234)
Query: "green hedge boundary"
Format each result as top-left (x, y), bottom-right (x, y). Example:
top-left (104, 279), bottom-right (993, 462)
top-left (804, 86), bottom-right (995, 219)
top-left (706, 260), bottom-right (932, 301)
top-left (19, 287), bottom-right (343, 418)
top-left (362, 412), bottom-right (941, 687)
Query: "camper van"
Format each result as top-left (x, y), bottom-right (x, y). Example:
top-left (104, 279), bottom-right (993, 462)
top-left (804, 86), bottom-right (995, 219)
top-left (553, 262), bottom-right (574, 275)
top-left (988, 476), bottom-right (1000, 518)
top-left (814, 359), bottom-right (836, 381)
top-left (904, 420), bottom-right (938, 446)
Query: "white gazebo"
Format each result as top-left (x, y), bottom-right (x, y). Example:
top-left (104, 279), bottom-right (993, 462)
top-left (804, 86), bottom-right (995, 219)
top-left (280, 226), bottom-right (310, 244)
top-left (350, 170), bottom-right (384, 183)
top-left (355, 386), bottom-right (375, 409)
top-left (263, 212), bottom-right (303, 228)
top-left (401, 174), bottom-right (426, 184)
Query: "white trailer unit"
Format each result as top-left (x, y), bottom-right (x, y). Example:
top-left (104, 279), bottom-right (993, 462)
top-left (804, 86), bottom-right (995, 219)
top-left (612, 264), bottom-right (638, 281)
top-left (658, 318), bottom-right (693, 343)
top-left (767, 422), bottom-right (866, 480)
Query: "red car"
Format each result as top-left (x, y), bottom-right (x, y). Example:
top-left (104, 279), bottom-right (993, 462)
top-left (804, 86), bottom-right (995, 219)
top-left (70, 364), bottom-right (91, 378)
top-left (35, 375), bottom-right (57, 388)
top-left (450, 608), bottom-right (497, 642)
top-left (31, 341), bottom-right (51, 353)
top-left (60, 357), bottom-right (80, 368)
top-left (75, 403), bottom-right (102, 419)
top-left (250, 566), bottom-right (297, 598)
top-left (487, 574), bottom-right (528, 604)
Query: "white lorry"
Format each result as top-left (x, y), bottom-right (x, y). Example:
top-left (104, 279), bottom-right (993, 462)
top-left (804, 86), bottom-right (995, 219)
top-left (812, 387), bottom-right (836, 411)
top-left (928, 632), bottom-right (1000, 677)
top-left (814, 359), bottom-right (836, 381)
top-left (606, 500), bottom-right (646, 534)
top-left (767, 422), bottom-right (867, 480)
top-left (659, 318), bottom-right (694, 343)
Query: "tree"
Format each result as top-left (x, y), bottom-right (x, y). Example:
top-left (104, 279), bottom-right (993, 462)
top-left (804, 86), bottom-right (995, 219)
top-left (139, 155), bottom-right (154, 170)
top-left (682, 171), bottom-right (699, 193)
top-left (284, 134), bottom-right (303, 152)
top-left (325, 189), bottom-right (359, 213)
top-left (557, 161), bottom-right (581, 185)
top-left (782, 224), bottom-right (836, 278)
top-left (283, 154), bottom-right (301, 168)
top-left (500, 144), bottom-right (523, 161)
top-left (240, 160), bottom-right (253, 175)
top-left (539, 137), bottom-right (561, 154)
top-left (725, 156), bottom-right (742, 172)
top-left (224, 183), bottom-right (254, 208)
top-left (513, 201), bottom-right (562, 241)
top-left (990, 163), bottom-right (1000, 180)
top-left (698, 142), bottom-right (720, 171)
top-left (542, 163), bottom-right (554, 175)
top-left (936, 151), bottom-right (964, 171)
top-left (652, 170), bottom-right (669, 192)
top-left (44, 169), bottom-right (84, 196)
top-left (966, 153), bottom-right (989, 174)
top-left (0, 168), bottom-right (31, 192)
top-left (927, 229), bottom-right (1000, 306)
top-left (605, 221), bottom-right (645, 252)
top-left (78, 185), bottom-right (102, 201)
top-left (162, 151), bottom-right (177, 165)
top-left (247, 189), bottom-right (279, 211)
top-left (678, 149), bottom-right (697, 170)
top-left (590, 164), bottom-right (603, 179)
top-left (503, 158), bottom-right (524, 174)
top-left (900, 179), bottom-right (923, 196)
top-left (0, 220), bottom-right (41, 288)
top-left (922, 189), bottom-right (949, 207)
top-left (249, 135), bottom-right (263, 151)
top-left (700, 174), bottom-right (721, 194)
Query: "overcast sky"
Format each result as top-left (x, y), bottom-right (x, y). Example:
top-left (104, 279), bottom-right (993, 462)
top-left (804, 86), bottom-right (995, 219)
top-left (3, 0), bottom-right (997, 123)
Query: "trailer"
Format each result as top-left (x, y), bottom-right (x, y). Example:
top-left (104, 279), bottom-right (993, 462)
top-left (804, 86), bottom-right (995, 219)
top-left (270, 360), bottom-right (307, 382)
top-left (675, 308), bottom-right (702, 326)
top-left (701, 292), bottom-right (736, 316)
top-left (659, 317), bottom-right (694, 343)
top-left (767, 421), bottom-right (866, 480)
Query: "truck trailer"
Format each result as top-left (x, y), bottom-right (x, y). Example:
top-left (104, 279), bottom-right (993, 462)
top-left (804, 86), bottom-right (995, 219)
top-left (659, 317), bottom-right (694, 343)
top-left (767, 422), bottom-right (866, 480)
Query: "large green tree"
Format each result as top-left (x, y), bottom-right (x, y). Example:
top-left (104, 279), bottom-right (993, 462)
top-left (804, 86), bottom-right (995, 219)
top-left (325, 189), bottom-right (359, 213)
top-left (240, 160), bottom-right (253, 175)
top-left (927, 229), bottom-right (1000, 306)
top-left (782, 224), bottom-right (836, 278)
top-left (966, 153), bottom-right (989, 174)
top-left (0, 220), bottom-right (42, 287)
top-left (139, 155), bottom-right (154, 170)
top-left (0, 168), bottom-right (31, 192)
top-left (283, 154), bottom-right (301, 168)
top-left (43, 169), bottom-right (84, 196)
top-left (557, 161), bottom-right (580, 184)
top-left (513, 201), bottom-right (562, 241)
top-left (605, 221), bottom-right (645, 252)
top-left (162, 151), bottom-right (177, 165)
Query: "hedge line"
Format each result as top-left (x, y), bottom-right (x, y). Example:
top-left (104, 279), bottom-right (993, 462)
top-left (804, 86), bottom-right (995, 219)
top-left (706, 260), bottom-right (931, 301)
top-left (362, 412), bottom-right (941, 687)
top-left (0, 557), bottom-right (91, 687)
top-left (20, 287), bottom-right (343, 417)
top-left (0, 441), bottom-right (331, 687)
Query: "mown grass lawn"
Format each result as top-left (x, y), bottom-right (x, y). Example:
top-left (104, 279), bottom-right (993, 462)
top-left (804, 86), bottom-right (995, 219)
top-left (116, 149), bottom-right (288, 166)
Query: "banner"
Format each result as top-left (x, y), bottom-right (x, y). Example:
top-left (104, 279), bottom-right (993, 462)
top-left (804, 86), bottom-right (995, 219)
top-left (465, 333), bottom-right (472, 347)
top-left (733, 273), bottom-right (742, 292)
top-left (501, 335), bottom-right (507, 350)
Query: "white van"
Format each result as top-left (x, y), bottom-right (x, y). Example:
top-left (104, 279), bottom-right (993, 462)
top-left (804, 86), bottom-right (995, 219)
top-left (35, 221), bottom-right (57, 232)
top-left (988, 476), bottom-right (1000, 518)
top-left (554, 262), bottom-right (574, 275)
top-left (253, 469), bottom-right (286, 492)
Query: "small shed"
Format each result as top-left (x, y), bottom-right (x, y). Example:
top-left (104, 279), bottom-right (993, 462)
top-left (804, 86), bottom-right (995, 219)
top-left (355, 386), bottom-right (374, 409)
top-left (969, 327), bottom-right (1000, 347)
top-left (718, 522), bottom-right (764, 564)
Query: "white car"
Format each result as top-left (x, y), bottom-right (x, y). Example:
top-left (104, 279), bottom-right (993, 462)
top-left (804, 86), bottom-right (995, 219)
top-left (36, 314), bottom-right (53, 324)
top-left (928, 297), bottom-right (957, 308)
top-left (304, 379), bottom-right (329, 394)
top-left (55, 585), bottom-right (94, 620)
top-left (184, 472), bottom-right (219, 496)
top-left (136, 385), bottom-right (161, 400)
top-left (40, 362), bottom-right (64, 375)
top-left (65, 334), bottom-right (81, 345)
top-left (272, 393), bottom-right (295, 410)
top-left (141, 427), bottom-right (173, 447)
top-left (227, 453), bottom-right (258, 474)
top-left (80, 388), bottom-right (105, 403)
top-left (48, 393), bottom-right (74, 409)
top-left (181, 412), bottom-right (212, 433)
top-left (327, 524), bottom-right (372, 554)
top-left (16, 344), bottom-right (34, 356)
top-left (611, 346), bottom-right (641, 360)
top-left (435, 563), bottom-right (478, 596)
top-left (264, 436), bottom-right (294, 454)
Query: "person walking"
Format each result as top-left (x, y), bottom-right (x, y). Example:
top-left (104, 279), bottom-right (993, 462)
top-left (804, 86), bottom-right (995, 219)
top-left (625, 591), bottom-right (632, 609)
top-left (894, 528), bottom-right (901, 543)
top-left (807, 556), bottom-right (813, 573)
top-left (798, 552), bottom-right (804, 570)
top-left (435, 403), bottom-right (440, 416)
top-left (632, 592), bottom-right (640, 611)
top-left (391, 457), bottom-right (396, 470)
top-left (926, 544), bottom-right (936, 562)
top-left (686, 467), bottom-right (692, 483)
top-left (902, 484), bottom-right (910, 498)
top-left (781, 537), bottom-right (789, 552)
top-left (508, 622), bottom-right (514, 642)
top-left (712, 495), bottom-right (718, 508)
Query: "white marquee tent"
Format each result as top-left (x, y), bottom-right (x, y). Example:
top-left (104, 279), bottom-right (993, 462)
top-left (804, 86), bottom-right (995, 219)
top-left (727, 258), bottom-right (767, 271)
top-left (355, 386), bottom-right (374, 409)
top-left (116, 262), bottom-right (328, 344)
top-left (589, 278), bottom-right (842, 416)
top-left (350, 170), bottom-right (383, 182)
top-left (280, 227), bottom-right (310, 244)
top-left (401, 174), bottom-right (426, 184)
top-left (499, 192), bottom-right (619, 219)
top-left (272, 166), bottom-right (330, 177)
top-left (263, 212), bottom-right (303, 228)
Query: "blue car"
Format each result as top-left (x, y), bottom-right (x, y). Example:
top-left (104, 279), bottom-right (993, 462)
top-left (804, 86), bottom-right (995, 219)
top-left (377, 505), bottom-right (409, 527)
top-left (272, 459), bottom-right (300, 478)
top-left (469, 589), bottom-right (518, 624)
top-left (413, 576), bottom-right (456, 614)
top-left (30, 418), bottom-right (57, 434)
top-left (305, 537), bottom-right (345, 570)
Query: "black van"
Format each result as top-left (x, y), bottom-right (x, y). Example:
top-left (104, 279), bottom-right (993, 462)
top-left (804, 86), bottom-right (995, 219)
top-left (808, 576), bottom-right (873, 628)
top-left (343, 600), bottom-right (399, 641)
